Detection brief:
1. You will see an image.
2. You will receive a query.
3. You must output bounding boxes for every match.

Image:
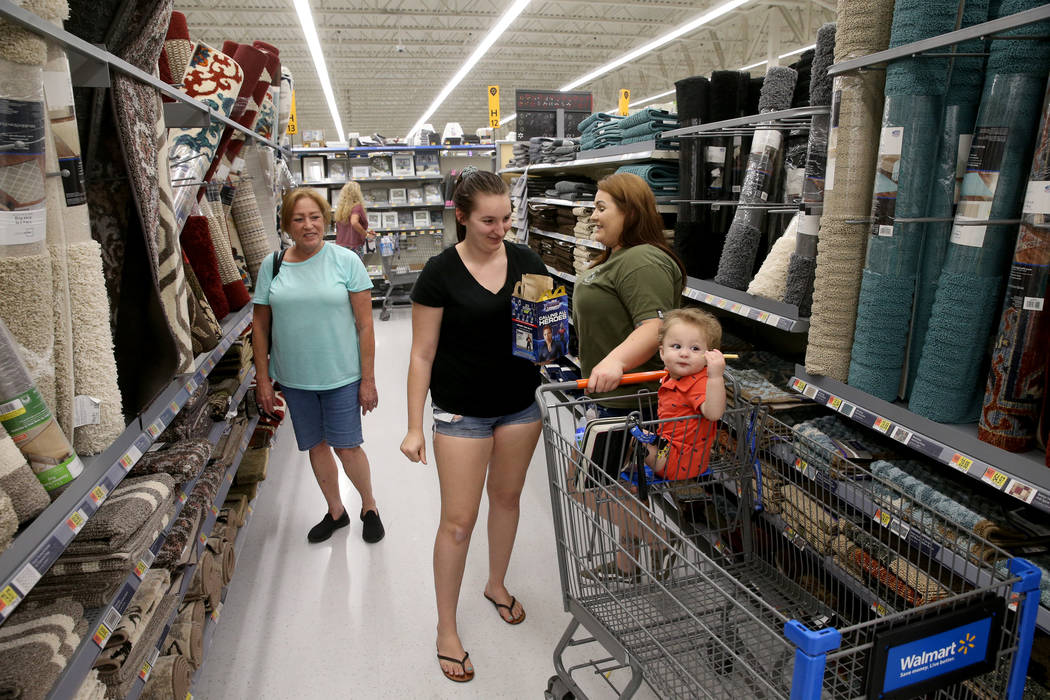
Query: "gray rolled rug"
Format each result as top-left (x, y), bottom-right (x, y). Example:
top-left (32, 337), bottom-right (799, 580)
top-left (0, 428), bottom-right (49, 524)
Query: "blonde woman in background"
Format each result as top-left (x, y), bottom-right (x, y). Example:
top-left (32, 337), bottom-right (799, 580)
top-left (334, 181), bottom-right (374, 255)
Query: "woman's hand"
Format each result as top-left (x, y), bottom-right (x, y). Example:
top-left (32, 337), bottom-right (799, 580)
top-left (586, 356), bottom-right (625, 394)
top-left (256, 375), bottom-right (276, 416)
top-left (400, 429), bottom-right (427, 464)
top-left (359, 378), bottom-right (378, 414)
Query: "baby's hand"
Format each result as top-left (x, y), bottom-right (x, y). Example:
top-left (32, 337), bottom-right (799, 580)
top-left (706, 350), bottom-right (726, 376)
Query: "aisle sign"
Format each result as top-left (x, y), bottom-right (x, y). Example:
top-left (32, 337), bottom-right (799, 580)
top-left (618, 89), bottom-right (630, 116)
top-left (287, 90), bottom-right (298, 135)
top-left (487, 85), bottom-right (500, 128)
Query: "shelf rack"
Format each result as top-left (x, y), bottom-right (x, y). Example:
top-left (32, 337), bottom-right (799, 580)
top-left (683, 277), bottom-right (809, 333)
top-left (123, 426), bottom-right (260, 700)
top-left (499, 140), bottom-right (679, 175)
top-left (527, 195), bottom-right (678, 214)
top-left (45, 403), bottom-right (259, 700)
top-left (0, 0), bottom-right (287, 155)
top-left (530, 227), bottom-right (605, 251)
top-left (545, 265), bottom-right (577, 284)
top-left (291, 144), bottom-right (494, 154)
top-left (826, 5), bottom-right (1050, 77)
top-left (661, 106), bottom-right (830, 139)
top-left (0, 308), bottom-right (252, 624)
top-left (788, 367), bottom-right (1050, 516)
top-left (363, 202), bottom-right (446, 210)
top-left (301, 174), bottom-right (443, 186)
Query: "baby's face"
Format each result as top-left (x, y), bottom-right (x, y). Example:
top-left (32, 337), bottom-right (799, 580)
top-left (659, 322), bottom-right (709, 379)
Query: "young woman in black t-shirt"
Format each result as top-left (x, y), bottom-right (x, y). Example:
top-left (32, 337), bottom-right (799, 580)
top-left (400, 169), bottom-right (546, 683)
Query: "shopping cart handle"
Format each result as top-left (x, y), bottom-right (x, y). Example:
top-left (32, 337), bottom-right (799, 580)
top-left (572, 370), bottom-right (668, 390)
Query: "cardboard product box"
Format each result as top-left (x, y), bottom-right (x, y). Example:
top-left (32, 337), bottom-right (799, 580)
top-left (511, 274), bottom-right (569, 362)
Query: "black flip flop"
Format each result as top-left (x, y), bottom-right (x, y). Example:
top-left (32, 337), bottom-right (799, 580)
top-left (437, 651), bottom-right (474, 683)
top-left (484, 592), bottom-right (526, 625)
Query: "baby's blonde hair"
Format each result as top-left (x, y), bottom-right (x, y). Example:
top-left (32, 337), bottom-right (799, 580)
top-left (334, 181), bottom-right (365, 223)
top-left (658, 308), bottom-right (722, 350)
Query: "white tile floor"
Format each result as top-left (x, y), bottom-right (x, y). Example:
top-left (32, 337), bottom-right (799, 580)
top-left (194, 306), bottom-right (658, 700)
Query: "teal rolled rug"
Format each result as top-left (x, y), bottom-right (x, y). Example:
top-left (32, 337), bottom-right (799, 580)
top-left (910, 0), bottom-right (1050, 422)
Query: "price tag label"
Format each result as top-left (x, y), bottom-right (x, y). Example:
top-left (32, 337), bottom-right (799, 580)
top-left (67, 509), bottom-right (86, 533)
top-left (210, 504), bottom-right (219, 517)
top-left (199, 533), bottom-right (207, 546)
top-left (93, 622), bottom-right (112, 647)
top-left (139, 660), bottom-right (153, 681)
top-left (981, 467), bottom-right (1008, 490)
top-left (874, 508), bottom-right (892, 528)
top-left (186, 691), bottom-right (193, 700)
top-left (703, 294), bottom-right (715, 305)
top-left (873, 417), bottom-right (892, 434)
top-left (714, 540), bottom-right (730, 556)
top-left (186, 376), bottom-right (199, 393)
top-left (730, 303), bottom-right (742, 314)
top-left (134, 559), bottom-right (148, 579)
top-left (872, 601), bottom-right (887, 616)
top-left (0, 586), bottom-right (21, 615)
top-left (827, 396), bottom-right (843, 410)
top-left (791, 378), bottom-right (807, 392)
top-left (717, 298), bottom-right (729, 309)
top-left (211, 608), bottom-right (220, 622)
top-left (168, 400), bottom-right (180, 414)
top-left (120, 444), bottom-right (143, 470)
top-left (950, 453), bottom-right (973, 473)
top-left (89, 485), bottom-right (108, 504)
top-left (179, 491), bottom-right (188, 504)
top-left (757, 311), bottom-right (770, 322)
top-left (146, 419), bottom-right (164, 438)
top-left (890, 426), bottom-right (913, 445)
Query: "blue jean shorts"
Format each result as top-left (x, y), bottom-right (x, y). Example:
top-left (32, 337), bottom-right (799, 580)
top-left (281, 381), bottom-right (364, 451)
top-left (432, 401), bottom-right (541, 439)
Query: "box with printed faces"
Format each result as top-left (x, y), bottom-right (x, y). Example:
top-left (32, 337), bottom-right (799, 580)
top-left (510, 273), bottom-right (569, 362)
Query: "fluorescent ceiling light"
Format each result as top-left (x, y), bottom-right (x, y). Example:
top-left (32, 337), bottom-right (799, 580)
top-left (503, 113), bottom-right (517, 124)
top-left (559, 0), bottom-right (753, 91)
top-left (740, 42), bottom-right (817, 71)
top-left (293, 0), bottom-right (345, 143)
top-left (407, 0), bottom-right (532, 138)
top-left (632, 89), bottom-right (676, 108)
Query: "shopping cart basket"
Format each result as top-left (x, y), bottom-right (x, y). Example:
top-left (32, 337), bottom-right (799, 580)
top-left (536, 372), bottom-right (1040, 700)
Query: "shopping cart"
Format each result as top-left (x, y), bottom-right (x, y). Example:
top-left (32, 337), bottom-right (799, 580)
top-left (536, 372), bottom-right (1040, 700)
top-left (377, 252), bottom-right (420, 321)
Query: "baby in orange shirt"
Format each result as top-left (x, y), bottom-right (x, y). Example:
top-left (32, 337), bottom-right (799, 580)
top-left (642, 308), bottom-right (727, 480)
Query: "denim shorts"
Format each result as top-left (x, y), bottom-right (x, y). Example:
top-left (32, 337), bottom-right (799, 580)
top-left (281, 381), bottom-right (364, 451)
top-left (432, 401), bottom-right (541, 439)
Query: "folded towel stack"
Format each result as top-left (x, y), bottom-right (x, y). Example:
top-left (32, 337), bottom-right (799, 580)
top-left (0, 599), bottom-right (87, 700)
top-left (30, 476), bottom-right (177, 608)
top-left (573, 245), bottom-right (602, 274)
top-left (580, 109), bottom-right (680, 151)
top-left (546, 180), bottom-right (597, 202)
top-left (507, 141), bottom-right (530, 168)
top-left (615, 163), bottom-right (680, 197)
top-left (530, 138), bottom-right (579, 164)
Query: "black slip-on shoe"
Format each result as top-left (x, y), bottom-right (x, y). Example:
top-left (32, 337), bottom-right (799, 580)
top-left (361, 509), bottom-right (385, 543)
top-left (308, 509), bottom-right (350, 543)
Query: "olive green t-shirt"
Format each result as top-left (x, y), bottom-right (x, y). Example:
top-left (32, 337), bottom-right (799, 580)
top-left (572, 244), bottom-right (682, 407)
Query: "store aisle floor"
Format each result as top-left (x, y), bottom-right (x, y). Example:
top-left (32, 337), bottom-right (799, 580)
top-left (194, 306), bottom-right (657, 699)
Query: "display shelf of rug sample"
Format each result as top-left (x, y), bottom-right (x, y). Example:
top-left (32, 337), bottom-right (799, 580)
top-left (683, 278), bottom-right (810, 333)
top-left (361, 203), bottom-right (446, 210)
top-left (826, 4), bottom-right (1050, 77)
top-left (42, 390), bottom-right (259, 699)
top-left (545, 265), bottom-right (577, 284)
top-left (670, 200), bottom-right (800, 216)
top-left (371, 227), bottom-right (445, 234)
top-left (300, 174), bottom-right (445, 186)
top-left (292, 144), bottom-right (492, 154)
top-left (0, 0), bottom-right (287, 155)
top-left (527, 196), bottom-right (678, 214)
top-left (789, 368), bottom-right (1050, 516)
top-left (499, 141), bottom-right (679, 175)
top-left (0, 308), bottom-right (252, 626)
top-left (661, 106), bottom-right (830, 140)
top-left (530, 227), bottom-right (605, 251)
top-left (123, 449), bottom-right (261, 700)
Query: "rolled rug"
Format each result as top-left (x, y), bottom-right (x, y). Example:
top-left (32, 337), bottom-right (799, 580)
top-left (104, 568), bottom-right (170, 649)
top-left (210, 536), bottom-right (235, 586)
top-left (157, 381), bottom-right (208, 442)
top-left (784, 25), bottom-right (838, 315)
top-left (99, 594), bottom-right (178, 695)
top-left (142, 655), bottom-right (191, 700)
top-left (182, 259), bottom-right (222, 354)
top-left (208, 47), bottom-right (275, 183)
top-left (41, 94), bottom-right (74, 440)
top-left (162, 11), bottom-right (192, 87)
top-left (714, 66), bottom-right (799, 290)
top-left (673, 75), bottom-right (709, 277)
top-left (241, 143), bottom-right (280, 253)
top-left (0, 409), bottom-right (48, 529)
top-left (72, 670), bottom-right (106, 700)
top-left (747, 214), bottom-right (799, 300)
top-left (0, 485), bottom-right (15, 552)
top-left (219, 184), bottom-right (251, 287)
top-left (0, 318), bottom-right (84, 494)
top-left (180, 216), bottom-right (229, 320)
top-left (805, 0), bottom-right (895, 380)
top-left (978, 86), bottom-right (1050, 450)
top-left (204, 43), bottom-right (265, 180)
top-left (231, 184), bottom-right (276, 285)
top-left (911, 2), bottom-right (1050, 422)
top-left (163, 622), bottom-right (200, 668)
top-left (906, 0), bottom-right (991, 394)
top-left (200, 189), bottom-right (250, 310)
top-left (848, 0), bottom-right (969, 401)
top-left (168, 42), bottom-right (244, 237)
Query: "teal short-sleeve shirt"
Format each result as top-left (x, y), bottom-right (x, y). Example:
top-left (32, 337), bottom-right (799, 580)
top-left (253, 243), bottom-right (373, 390)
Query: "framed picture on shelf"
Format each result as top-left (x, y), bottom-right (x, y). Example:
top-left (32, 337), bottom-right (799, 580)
top-left (407, 187), bottom-right (424, 205)
top-left (381, 211), bottom-right (399, 230)
top-left (367, 212), bottom-right (382, 229)
top-left (424, 183), bottom-right (443, 204)
top-left (352, 165), bottom-right (371, 180)
top-left (392, 154), bottom-right (415, 177)
top-left (430, 210), bottom-right (444, 226)
top-left (413, 210), bottom-right (431, 228)
top-left (415, 152), bottom-right (440, 173)
top-left (327, 159), bottom-right (348, 181)
top-left (389, 188), bottom-right (408, 206)
top-left (301, 156), bottom-right (326, 183)
top-left (370, 156), bottom-right (392, 176)
top-left (398, 211), bottom-right (412, 229)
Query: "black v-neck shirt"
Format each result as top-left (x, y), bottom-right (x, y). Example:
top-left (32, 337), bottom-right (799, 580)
top-left (411, 241), bottom-right (547, 416)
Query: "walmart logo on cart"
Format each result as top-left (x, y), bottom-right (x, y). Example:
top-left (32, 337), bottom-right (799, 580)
top-left (899, 633), bottom-right (977, 672)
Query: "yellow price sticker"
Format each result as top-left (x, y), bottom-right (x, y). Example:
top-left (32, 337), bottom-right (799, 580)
top-left (93, 624), bottom-right (111, 646)
top-left (950, 454), bottom-right (974, 472)
top-left (873, 417), bottom-right (892, 433)
top-left (139, 662), bottom-right (152, 680)
top-left (983, 468), bottom-right (1008, 489)
top-left (757, 311), bottom-right (770, 322)
top-left (67, 511), bottom-right (85, 532)
top-left (90, 486), bottom-right (106, 503)
top-left (0, 586), bottom-right (19, 610)
top-left (120, 453), bottom-right (135, 470)
top-left (792, 379), bottom-right (806, 392)
top-left (827, 396), bottom-right (843, 410)
top-left (876, 603), bottom-right (887, 616)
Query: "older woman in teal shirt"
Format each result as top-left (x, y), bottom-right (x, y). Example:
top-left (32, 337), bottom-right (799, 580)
top-left (253, 188), bottom-right (385, 545)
